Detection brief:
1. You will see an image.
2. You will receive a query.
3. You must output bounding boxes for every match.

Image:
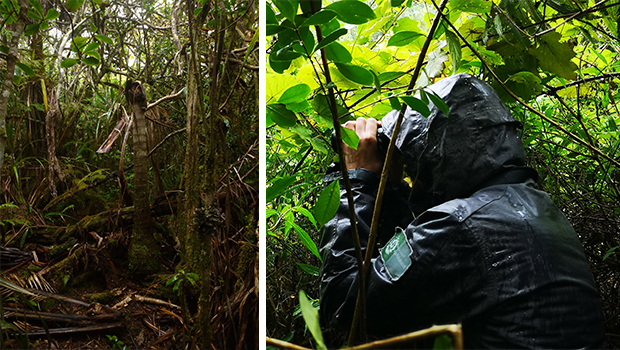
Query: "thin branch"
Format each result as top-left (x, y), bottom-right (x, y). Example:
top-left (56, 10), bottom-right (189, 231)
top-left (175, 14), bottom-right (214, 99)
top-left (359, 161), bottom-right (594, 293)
top-left (532, 0), bottom-right (609, 38)
top-left (146, 89), bottom-right (185, 111)
top-left (545, 72), bottom-right (620, 94)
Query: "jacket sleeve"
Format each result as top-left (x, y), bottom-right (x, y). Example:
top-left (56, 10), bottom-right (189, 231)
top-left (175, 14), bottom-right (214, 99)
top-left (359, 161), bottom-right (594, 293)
top-left (319, 171), bottom-right (487, 336)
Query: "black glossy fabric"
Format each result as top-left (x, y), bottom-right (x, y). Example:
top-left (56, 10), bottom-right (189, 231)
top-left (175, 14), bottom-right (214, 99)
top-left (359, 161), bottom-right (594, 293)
top-left (319, 74), bottom-right (606, 349)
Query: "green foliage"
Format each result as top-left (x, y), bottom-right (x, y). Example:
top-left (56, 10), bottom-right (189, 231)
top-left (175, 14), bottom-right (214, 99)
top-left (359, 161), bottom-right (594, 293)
top-left (106, 335), bottom-right (128, 350)
top-left (299, 290), bottom-right (327, 350)
top-left (267, 0), bottom-right (620, 347)
top-left (166, 270), bottom-right (199, 294)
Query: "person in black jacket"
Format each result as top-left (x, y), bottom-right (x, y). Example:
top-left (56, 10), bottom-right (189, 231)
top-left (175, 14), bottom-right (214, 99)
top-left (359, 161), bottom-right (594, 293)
top-left (319, 74), bottom-right (606, 348)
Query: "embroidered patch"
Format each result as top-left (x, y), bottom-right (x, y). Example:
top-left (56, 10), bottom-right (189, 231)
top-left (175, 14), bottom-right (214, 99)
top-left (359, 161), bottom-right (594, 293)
top-left (379, 228), bottom-right (413, 281)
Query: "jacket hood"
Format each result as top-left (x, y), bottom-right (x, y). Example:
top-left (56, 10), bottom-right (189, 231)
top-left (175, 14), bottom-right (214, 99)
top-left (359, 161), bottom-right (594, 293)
top-left (379, 73), bottom-right (536, 211)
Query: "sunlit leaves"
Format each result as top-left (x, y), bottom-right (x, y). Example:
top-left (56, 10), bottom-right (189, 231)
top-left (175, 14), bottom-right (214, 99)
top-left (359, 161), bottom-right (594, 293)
top-left (94, 34), bottom-right (113, 45)
top-left (450, 0), bottom-right (491, 13)
top-left (273, 0), bottom-right (298, 21)
top-left (529, 32), bottom-right (578, 80)
top-left (303, 9), bottom-right (337, 26)
top-left (425, 90), bottom-right (450, 116)
top-left (299, 291), bottom-right (327, 350)
top-left (334, 62), bottom-right (373, 85)
top-left (15, 62), bottom-right (34, 76)
top-left (279, 84), bottom-right (311, 104)
top-left (378, 71), bottom-right (406, 82)
top-left (445, 30), bottom-right (461, 73)
top-left (325, 42), bottom-right (352, 63)
top-left (60, 58), bottom-right (79, 68)
top-left (325, 0), bottom-right (376, 25)
top-left (388, 31), bottom-right (424, 47)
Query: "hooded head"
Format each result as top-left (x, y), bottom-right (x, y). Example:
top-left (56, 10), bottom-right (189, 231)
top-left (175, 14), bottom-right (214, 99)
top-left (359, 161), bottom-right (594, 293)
top-left (379, 73), bottom-right (536, 213)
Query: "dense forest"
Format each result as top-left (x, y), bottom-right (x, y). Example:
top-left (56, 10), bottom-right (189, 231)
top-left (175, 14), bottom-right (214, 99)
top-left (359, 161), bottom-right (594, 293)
top-left (266, 0), bottom-right (620, 348)
top-left (0, 0), bottom-right (258, 349)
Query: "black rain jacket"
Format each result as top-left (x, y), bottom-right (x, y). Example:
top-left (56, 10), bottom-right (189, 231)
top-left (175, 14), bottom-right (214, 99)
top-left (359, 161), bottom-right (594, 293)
top-left (319, 74), bottom-right (606, 349)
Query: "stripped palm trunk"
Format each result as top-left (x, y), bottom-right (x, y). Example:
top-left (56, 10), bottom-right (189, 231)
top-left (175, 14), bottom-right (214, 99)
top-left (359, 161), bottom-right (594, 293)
top-left (125, 80), bottom-right (160, 275)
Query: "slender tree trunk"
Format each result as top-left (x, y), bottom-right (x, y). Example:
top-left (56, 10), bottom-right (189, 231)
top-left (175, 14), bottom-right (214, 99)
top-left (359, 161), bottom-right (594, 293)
top-left (125, 80), bottom-right (160, 276)
top-left (0, 0), bottom-right (28, 184)
top-left (45, 86), bottom-right (65, 197)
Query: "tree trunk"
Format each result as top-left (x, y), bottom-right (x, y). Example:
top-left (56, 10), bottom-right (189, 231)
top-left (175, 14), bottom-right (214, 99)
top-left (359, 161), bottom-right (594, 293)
top-left (125, 80), bottom-right (160, 276)
top-left (0, 0), bottom-right (28, 184)
top-left (180, 0), bottom-right (213, 347)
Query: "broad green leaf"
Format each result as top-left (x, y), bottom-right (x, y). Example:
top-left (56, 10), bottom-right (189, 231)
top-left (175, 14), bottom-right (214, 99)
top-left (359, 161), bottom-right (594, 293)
top-left (24, 23), bottom-right (40, 36)
top-left (0, 46), bottom-right (8, 54)
top-left (400, 96), bottom-right (431, 117)
top-left (334, 62), bottom-right (373, 85)
top-left (315, 28), bottom-right (347, 52)
top-left (325, 42), bottom-right (352, 63)
top-left (60, 58), bottom-right (79, 68)
top-left (529, 32), bottom-right (578, 80)
top-left (273, 0), bottom-right (298, 21)
top-left (505, 71), bottom-right (542, 101)
top-left (94, 34), bottom-right (113, 45)
top-left (15, 62), bottom-right (35, 76)
top-left (71, 36), bottom-right (89, 52)
top-left (387, 31), bottom-right (423, 47)
top-left (314, 180), bottom-right (340, 226)
top-left (427, 91), bottom-right (450, 116)
top-left (287, 100), bottom-right (311, 113)
top-left (84, 42), bottom-right (100, 52)
top-left (300, 0), bottom-right (322, 15)
top-left (299, 291), bottom-right (327, 350)
top-left (45, 8), bottom-right (60, 21)
top-left (303, 9), bottom-right (337, 26)
top-left (310, 137), bottom-right (330, 154)
top-left (66, 0), bottom-right (85, 12)
top-left (389, 96), bottom-right (402, 110)
top-left (311, 94), bottom-right (350, 127)
top-left (266, 176), bottom-right (297, 203)
top-left (266, 5), bottom-right (282, 36)
top-left (293, 207), bottom-right (318, 229)
top-left (269, 54), bottom-right (292, 73)
top-left (445, 30), bottom-right (461, 73)
top-left (30, 0), bottom-right (44, 15)
top-left (297, 263), bottom-right (319, 276)
top-left (340, 126), bottom-right (360, 149)
top-left (291, 222), bottom-right (321, 260)
top-left (279, 84), bottom-right (311, 104)
top-left (27, 10), bottom-right (42, 21)
top-left (81, 56), bottom-right (100, 66)
top-left (450, 0), bottom-right (491, 13)
top-left (267, 103), bottom-right (297, 127)
top-left (325, 0), bottom-right (376, 25)
top-left (84, 50), bottom-right (101, 60)
top-left (378, 71), bottom-right (406, 82)
top-left (391, 0), bottom-right (406, 6)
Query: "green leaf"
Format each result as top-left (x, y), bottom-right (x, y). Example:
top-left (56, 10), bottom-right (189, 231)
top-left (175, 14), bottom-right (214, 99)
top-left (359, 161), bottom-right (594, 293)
top-left (44, 8), bottom-right (60, 21)
top-left (15, 62), bottom-right (35, 76)
top-left (387, 31), bottom-right (423, 47)
top-left (297, 263), bottom-right (320, 276)
top-left (378, 71), bottom-right (406, 82)
top-left (291, 222), bottom-right (321, 260)
top-left (450, 0), bottom-right (491, 13)
top-left (303, 9), bottom-right (337, 26)
top-left (427, 91), bottom-right (450, 116)
top-left (60, 58), bottom-right (79, 68)
top-left (24, 23), bottom-right (40, 36)
top-left (71, 36), bottom-right (89, 52)
top-left (27, 10), bottom-right (42, 21)
top-left (325, 42), bottom-right (352, 63)
top-left (94, 34), bottom-right (113, 45)
top-left (314, 180), bottom-right (341, 226)
top-left (81, 56), bottom-right (100, 66)
top-left (299, 291), bottom-right (327, 350)
top-left (340, 126), bottom-right (360, 150)
top-left (84, 42), bottom-right (100, 52)
top-left (334, 62), bottom-right (374, 85)
top-left (66, 0), bottom-right (85, 12)
top-left (0, 46), bottom-right (8, 54)
top-left (433, 334), bottom-right (454, 349)
top-left (400, 96), bottom-right (431, 117)
top-left (604, 246), bottom-right (619, 260)
top-left (293, 207), bottom-right (318, 229)
top-left (310, 137), bottom-right (330, 154)
top-left (279, 84), bottom-right (311, 104)
top-left (84, 50), bottom-right (101, 60)
top-left (325, 0), bottom-right (376, 25)
top-left (529, 32), bottom-right (578, 80)
top-left (267, 103), bottom-right (297, 127)
top-left (315, 28), bottom-right (347, 52)
top-left (273, 0), bottom-right (299, 21)
top-left (300, 0), bottom-right (322, 15)
top-left (267, 176), bottom-right (297, 203)
top-left (446, 30), bottom-right (461, 73)
top-left (391, 0), bottom-right (406, 6)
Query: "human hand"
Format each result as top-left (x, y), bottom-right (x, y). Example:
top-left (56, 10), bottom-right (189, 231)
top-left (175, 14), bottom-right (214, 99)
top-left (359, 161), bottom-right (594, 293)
top-left (342, 117), bottom-right (383, 173)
